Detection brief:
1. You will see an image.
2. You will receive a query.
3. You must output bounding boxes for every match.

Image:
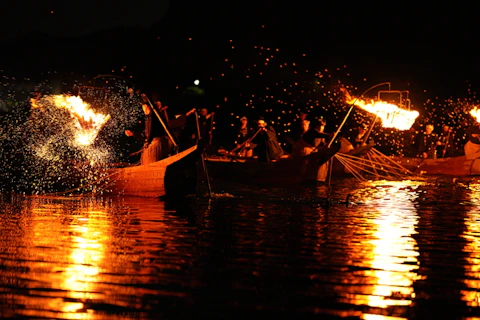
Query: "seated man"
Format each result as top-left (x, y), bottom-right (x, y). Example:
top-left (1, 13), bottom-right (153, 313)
top-left (231, 116), bottom-right (255, 158)
top-left (292, 119), bottom-right (330, 157)
top-left (296, 119), bottom-right (332, 183)
top-left (413, 124), bottom-right (440, 158)
top-left (436, 124), bottom-right (454, 158)
top-left (251, 117), bottom-right (284, 162)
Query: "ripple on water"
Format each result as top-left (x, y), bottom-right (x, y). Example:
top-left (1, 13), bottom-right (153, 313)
top-left (1, 178), bottom-right (480, 319)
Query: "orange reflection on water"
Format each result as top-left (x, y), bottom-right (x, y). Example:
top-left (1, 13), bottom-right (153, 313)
top-left (462, 183), bottom-right (480, 307)
top-left (29, 198), bottom-right (109, 317)
top-left (356, 180), bottom-right (423, 312)
top-left (61, 218), bottom-right (107, 313)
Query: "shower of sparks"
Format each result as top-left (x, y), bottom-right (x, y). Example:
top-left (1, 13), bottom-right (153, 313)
top-left (0, 72), bottom-right (143, 194)
top-left (32, 94), bottom-right (111, 147)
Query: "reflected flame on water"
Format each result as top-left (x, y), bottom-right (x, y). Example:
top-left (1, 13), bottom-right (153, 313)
top-left (60, 219), bottom-right (106, 313)
top-left (2, 196), bottom-right (192, 319)
top-left (362, 314), bottom-right (407, 320)
top-left (29, 199), bottom-right (108, 316)
top-left (462, 183), bottom-right (480, 307)
top-left (356, 180), bottom-right (423, 311)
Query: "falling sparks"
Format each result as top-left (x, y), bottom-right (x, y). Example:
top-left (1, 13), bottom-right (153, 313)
top-left (0, 72), bottom-right (144, 194)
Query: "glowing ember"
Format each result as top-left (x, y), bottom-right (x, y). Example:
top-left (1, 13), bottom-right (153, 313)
top-left (469, 106), bottom-right (480, 122)
top-left (32, 94), bottom-right (111, 146)
top-left (342, 89), bottom-right (419, 130)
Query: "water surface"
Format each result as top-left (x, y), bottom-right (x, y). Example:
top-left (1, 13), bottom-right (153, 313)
top-left (1, 177), bottom-right (480, 319)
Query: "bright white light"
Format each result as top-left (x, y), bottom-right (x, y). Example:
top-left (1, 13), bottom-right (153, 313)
top-left (194, 79), bottom-right (200, 85)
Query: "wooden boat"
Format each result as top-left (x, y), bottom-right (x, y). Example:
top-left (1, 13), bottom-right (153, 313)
top-left (205, 146), bottom-right (340, 187)
top-left (390, 155), bottom-right (480, 176)
top-left (94, 145), bottom-right (199, 197)
top-left (324, 145), bottom-right (422, 181)
top-left (331, 145), bottom-right (480, 178)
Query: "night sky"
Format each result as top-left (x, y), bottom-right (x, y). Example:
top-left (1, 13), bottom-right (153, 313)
top-left (0, 1), bottom-right (170, 39)
top-left (1, 2), bottom-right (477, 92)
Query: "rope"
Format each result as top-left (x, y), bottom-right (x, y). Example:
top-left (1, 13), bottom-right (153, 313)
top-left (333, 147), bottom-right (420, 181)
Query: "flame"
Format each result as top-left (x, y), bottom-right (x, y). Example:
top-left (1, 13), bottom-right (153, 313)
top-left (470, 107), bottom-right (480, 122)
top-left (30, 98), bottom-right (41, 109)
top-left (33, 94), bottom-right (111, 146)
top-left (341, 88), bottom-right (419, 130)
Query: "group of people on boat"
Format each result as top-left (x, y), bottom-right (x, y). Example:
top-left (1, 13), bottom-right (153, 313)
top-left (230, 112), bottom-right (368, 160)
top-left (403, 121), bottom-right (480, 160)
top-left (226, 113), bottom-right (352, 182)
top-left (120, 85), bottom-right (480, 182)
top-left (122, 88), bottom-right (213, 165)
top-left (119, 89), bottom-right (342, 182)
top-left (230, 116), bottom-right (285, 162)
top-left (121, 87), bottom-right (294, 166)
top-left (120, 84), bottom-right (379, 167)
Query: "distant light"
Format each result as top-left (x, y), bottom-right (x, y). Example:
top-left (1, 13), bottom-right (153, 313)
top-left (194, 80), bottom-right (200, 85)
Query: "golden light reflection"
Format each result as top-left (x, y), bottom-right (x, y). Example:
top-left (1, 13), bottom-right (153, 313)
top-left (361, 314), bottom-right (407, 320)
top-left (29, 198), bottom-right (108, 315)
top-left (356, 180), bottom-right (424, 311)
top-left (61, 219), bottom-right (106, 313)
top-left (2, 195), bottom-right (194, 319)
top-left (461, 183), bottom-right (480, 307)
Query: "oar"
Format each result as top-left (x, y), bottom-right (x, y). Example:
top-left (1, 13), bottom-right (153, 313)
top-left (209, 112), bottom-right (214, 146)
top-left (229, 127), bottom-right (263, 162)
top-left (414, 144), bottom-right (435, 172)
top-left (195, 110), bottom-right (212, 197)
top-left (129, 149), bottom-right (143, 157)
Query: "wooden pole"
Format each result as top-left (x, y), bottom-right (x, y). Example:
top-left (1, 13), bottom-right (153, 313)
top-left (195, 111), bottom-right (212, 197)
top-left (362, 114), bottom-right (378, 145)
top-left (229, 127), bottom-right (263, 162)
top-left (209, 112), bottom-right (214, 146)
top-left (143, 95), bottom-right (178, 151)
top-left (328, 82), bottom-right (390, 148)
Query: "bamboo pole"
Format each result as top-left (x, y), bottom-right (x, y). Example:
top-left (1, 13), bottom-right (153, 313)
top-left (143, 95), bottom-right (178, 150)
top-left (327, 82), bottom-right (391, 148)
top-left (195, 111), bottom-right (212, 197)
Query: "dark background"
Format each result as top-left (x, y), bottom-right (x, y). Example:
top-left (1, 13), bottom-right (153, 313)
top-left (1, 2), bottom-right (477, 92)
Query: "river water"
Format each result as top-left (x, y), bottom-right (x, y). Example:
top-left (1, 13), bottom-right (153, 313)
top-left (1, 176), bottom-right (480, 319)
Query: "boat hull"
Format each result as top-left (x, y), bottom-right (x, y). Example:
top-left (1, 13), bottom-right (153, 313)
top-left (206, 147), bottom-right (339, 187)
top-left (392, 155), bottom-right (480, 176)
top-left (100, 145), bottom-right (198, 197)
top-left (206, 156), bottom-right (304, 186)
